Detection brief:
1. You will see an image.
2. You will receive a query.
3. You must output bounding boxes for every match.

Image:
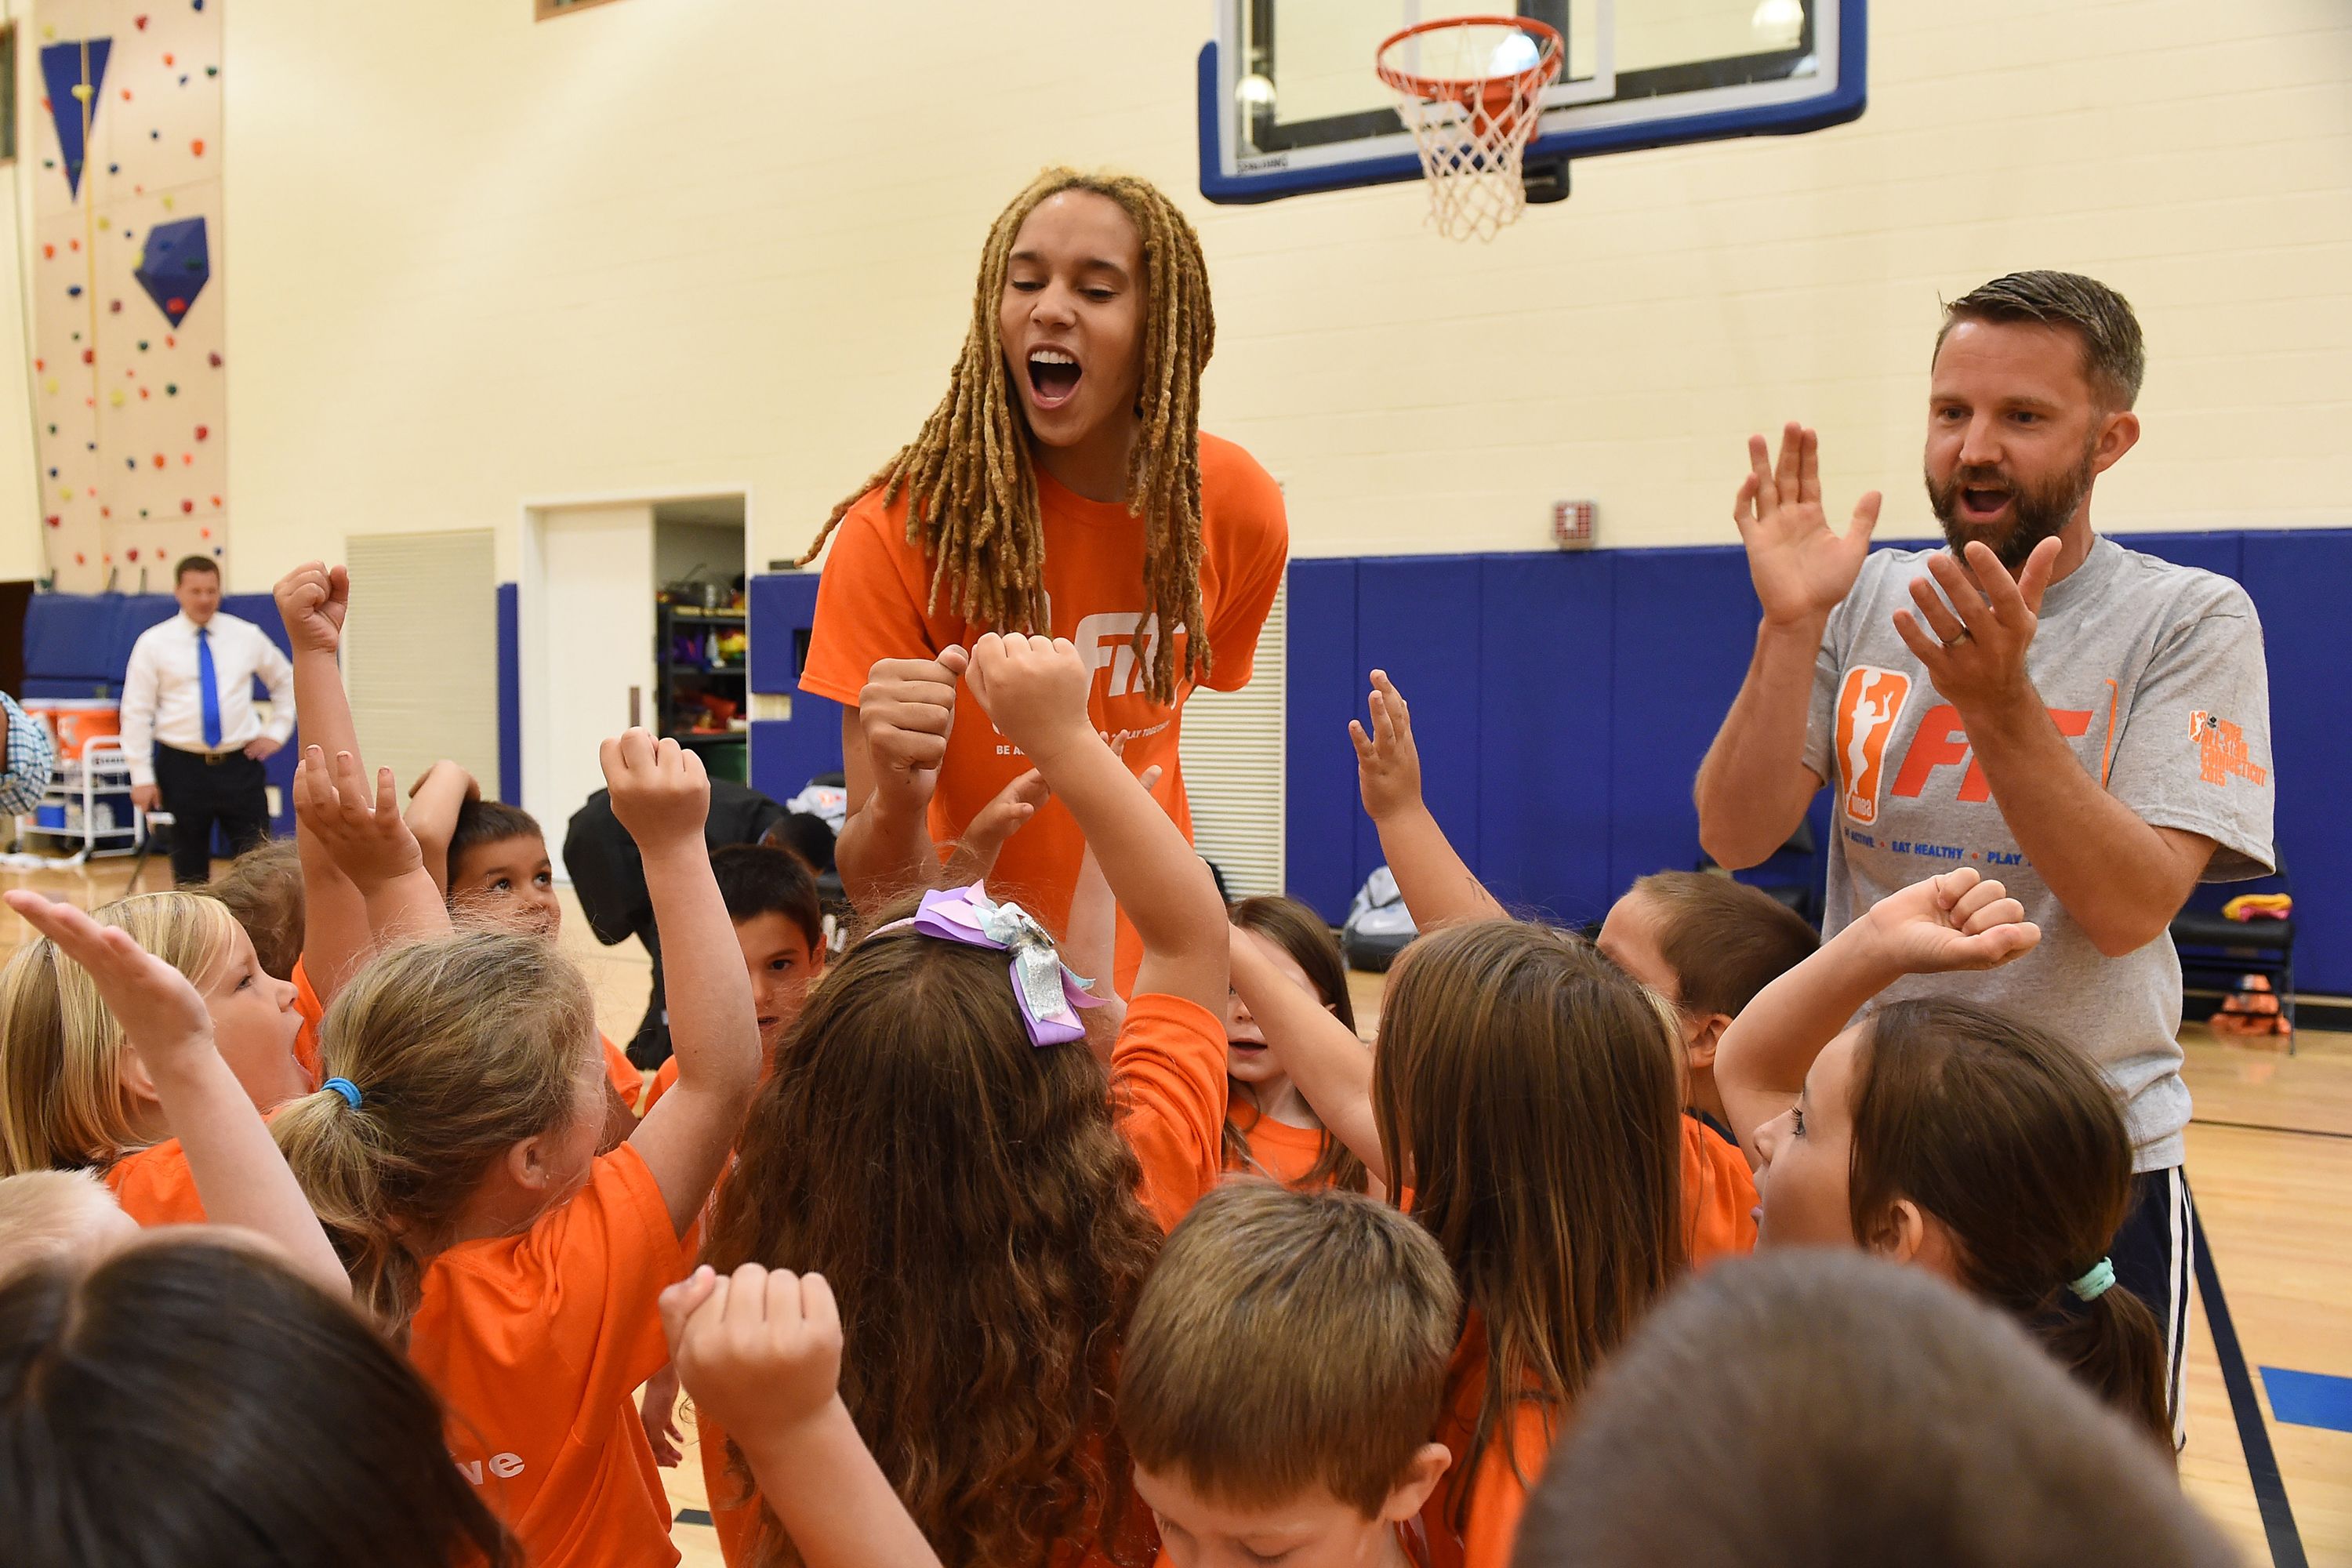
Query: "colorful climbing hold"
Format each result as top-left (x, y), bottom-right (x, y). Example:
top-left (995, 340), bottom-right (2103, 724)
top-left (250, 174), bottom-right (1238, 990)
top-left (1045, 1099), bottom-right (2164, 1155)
top-left (209, 495), bottom-right (220, 507)
top-left (194, 425), bottom-right (209, 441)
top-left (45, 517), bottom-right (58, 528)
top-left (33, 359), bottom-right (42, 372)
top-left (206, 65), bottom-right (217, 77)
top-left (109, 299), bottom-right (122, 313)
top-left (67, 285), bottom-right (82, 297)
top-left (191, 138), bottom-right (205, 157)
top-left (125, 458), bottom-right (135, 470)
top-left (152, 454), bottom-right (165, 468)
top-left (199, 527), bottom-right (211, 540)
top-left (181, 454), bottom-right (191, 466)
top-left (164, 53), bottom-right (174, 65)
top-left (42, 379), bottom-right (56, 394)
top-left (60, 488), bottom-right (73, 500)
top-left (74, 554), bottom-right (85, 565)
top-left (41, 245), bottom-right (53, 260)
top-left (127, 548), bottom-right (140, 561)
top-left (180, 499), bottom-right (193, 514)
top-left (136, 15), bottom-right (149, 30)
top-left (165, 383), bottom-right (178, 395)
top-left (207, 352), bottom-right (220, 367)
top-left (136, 340), bottom-right (148, 351)
top-left (79, 349), bottom-right (91, 364)
top-left (108, 390), bottom-right (124, 408)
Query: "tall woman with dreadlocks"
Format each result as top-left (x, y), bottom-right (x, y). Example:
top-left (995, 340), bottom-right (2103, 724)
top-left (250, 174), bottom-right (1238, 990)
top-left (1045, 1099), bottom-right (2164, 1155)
top-left (800, 169), bottom-right (1288, 982)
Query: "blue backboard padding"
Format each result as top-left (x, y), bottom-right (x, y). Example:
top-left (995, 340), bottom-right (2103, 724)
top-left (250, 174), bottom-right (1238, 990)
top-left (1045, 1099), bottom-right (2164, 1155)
top-left (1285, 560), bottom-right (1363, 924)
top-left (1198, 0), bottom-right (1868, 205)
top-left (2260, 1367), bottom-right (2352, 1433)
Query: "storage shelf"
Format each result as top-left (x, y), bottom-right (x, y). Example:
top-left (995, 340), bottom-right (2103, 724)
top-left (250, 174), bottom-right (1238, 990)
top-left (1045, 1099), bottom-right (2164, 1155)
top-left (662, 605), bottom-right (747, 622)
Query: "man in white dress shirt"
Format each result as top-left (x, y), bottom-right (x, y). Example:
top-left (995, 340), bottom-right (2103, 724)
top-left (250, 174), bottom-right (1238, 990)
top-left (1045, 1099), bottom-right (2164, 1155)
top-left (122, 555), bottom-right (296, 884)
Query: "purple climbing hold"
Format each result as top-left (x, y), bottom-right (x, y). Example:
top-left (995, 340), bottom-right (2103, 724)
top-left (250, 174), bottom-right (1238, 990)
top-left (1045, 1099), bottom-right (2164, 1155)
top-left (133, 216), bottom-right (209, 328)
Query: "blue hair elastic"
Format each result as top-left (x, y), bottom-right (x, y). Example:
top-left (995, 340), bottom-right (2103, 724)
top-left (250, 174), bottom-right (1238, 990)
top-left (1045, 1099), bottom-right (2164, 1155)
top-left (2068, 1257), bottom-right (2116, 1302)
top-left (323, 1076), bottom-right (363, 1110)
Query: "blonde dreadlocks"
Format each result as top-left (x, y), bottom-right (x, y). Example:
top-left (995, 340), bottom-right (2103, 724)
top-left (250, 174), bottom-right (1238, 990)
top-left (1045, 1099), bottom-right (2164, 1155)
top-left (800, 168), bottom-right (1215, 706)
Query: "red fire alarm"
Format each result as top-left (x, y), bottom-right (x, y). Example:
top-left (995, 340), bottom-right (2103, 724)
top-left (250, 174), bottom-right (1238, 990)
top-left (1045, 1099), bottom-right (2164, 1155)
top-left (1552, 499), bottom-right (1597, 551)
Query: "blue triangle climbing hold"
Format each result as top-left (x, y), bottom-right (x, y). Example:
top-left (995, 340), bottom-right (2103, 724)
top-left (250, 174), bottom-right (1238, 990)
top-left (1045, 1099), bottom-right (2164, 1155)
top-left (39, 38), bottom-right (112, 198)
top-left (134, 216), bottom-right (209, 328)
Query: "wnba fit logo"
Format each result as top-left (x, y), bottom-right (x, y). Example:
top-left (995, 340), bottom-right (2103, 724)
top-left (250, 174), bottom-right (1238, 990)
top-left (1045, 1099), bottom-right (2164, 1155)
top-left (1835, 666), bottom-right (1912, 826)
top-left (1073, 612), bottom-right (1163, 699)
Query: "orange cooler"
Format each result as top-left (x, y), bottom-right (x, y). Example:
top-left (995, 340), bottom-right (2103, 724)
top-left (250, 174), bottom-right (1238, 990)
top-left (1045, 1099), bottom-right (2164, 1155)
top-left (23, 699), bottom-right (122, 760)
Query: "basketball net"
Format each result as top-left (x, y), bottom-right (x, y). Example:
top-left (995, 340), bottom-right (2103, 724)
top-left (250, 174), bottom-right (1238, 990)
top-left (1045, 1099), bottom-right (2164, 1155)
top-left (1376, 17), bottom-right (1563, 243)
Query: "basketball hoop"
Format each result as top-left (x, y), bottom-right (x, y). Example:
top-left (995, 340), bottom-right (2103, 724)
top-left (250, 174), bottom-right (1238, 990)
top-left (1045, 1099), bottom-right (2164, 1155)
top-left (1375, 15), bottom-right (1563, 241)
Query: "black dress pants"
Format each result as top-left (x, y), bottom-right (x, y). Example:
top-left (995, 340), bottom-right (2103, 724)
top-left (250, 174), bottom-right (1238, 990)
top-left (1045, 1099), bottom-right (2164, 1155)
top-left (153, 743), bottom-right (269, 884)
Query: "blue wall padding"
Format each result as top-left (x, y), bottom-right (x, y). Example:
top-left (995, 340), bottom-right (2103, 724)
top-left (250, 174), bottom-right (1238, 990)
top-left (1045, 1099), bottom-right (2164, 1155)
top-left (1478, 554), bottom-right (1617, 927)
top-left (1283, 560), bottom-right (1363, 923)
top-left (744, 572), bottom-right (844, 800)
top-left (495, 583), bottom-right (521, 805)
top-left (746, 530), bottom-right (2351, 989)
top-left (1353, 557), bottom-right (1485, 908)
top-left (2237, 531), bottom-right (2350, 994)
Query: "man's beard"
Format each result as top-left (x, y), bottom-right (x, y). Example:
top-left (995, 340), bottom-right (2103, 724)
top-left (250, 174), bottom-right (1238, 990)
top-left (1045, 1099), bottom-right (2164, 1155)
top-left (1925, 438), bottom-right (2098, 575)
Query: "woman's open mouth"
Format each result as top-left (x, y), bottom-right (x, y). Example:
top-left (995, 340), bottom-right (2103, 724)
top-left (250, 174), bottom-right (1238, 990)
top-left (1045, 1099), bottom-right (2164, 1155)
top-left (1027, 347), bottom-right (1083, 410)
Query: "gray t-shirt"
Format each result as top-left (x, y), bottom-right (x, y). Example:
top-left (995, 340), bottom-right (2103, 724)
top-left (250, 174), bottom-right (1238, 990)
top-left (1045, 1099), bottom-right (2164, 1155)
top-left (1803, 535), bottom-right (2276, 1171)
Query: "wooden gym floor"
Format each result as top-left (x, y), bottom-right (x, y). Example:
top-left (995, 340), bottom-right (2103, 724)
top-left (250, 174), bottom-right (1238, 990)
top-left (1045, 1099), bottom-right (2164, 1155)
top-left (8, 858), bottom-right (2345, 1567)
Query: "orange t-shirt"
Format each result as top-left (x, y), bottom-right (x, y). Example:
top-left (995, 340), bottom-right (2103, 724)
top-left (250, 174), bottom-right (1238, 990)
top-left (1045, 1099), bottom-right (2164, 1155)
top-left (1681, 1115), bottom-right (1759, 1266)
top-left (289, 955), bottom-right (326, 1088)
top-left (104, 1138), bottom-right (209, 1226)
top-left (1423, 1312), bottom-right (1555, 1568)
top-left (800, 434), bottom-right (1289, 981)
top-left (696, 993), bottom-right (1228, 1567)
top-left (602, 1033), bottom-right (646, 1109)
top-left (408, 1142), bottom-right (687, 1568)
top-left (1225, 1099), bottom-right (1344, 1189)
top-left (643, 1053), bottom-right (678, 1115)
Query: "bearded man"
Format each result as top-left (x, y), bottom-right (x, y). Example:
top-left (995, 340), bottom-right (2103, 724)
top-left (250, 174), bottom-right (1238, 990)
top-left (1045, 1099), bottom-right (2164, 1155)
top-left (1693, 271), bottom-right (2275, 1448)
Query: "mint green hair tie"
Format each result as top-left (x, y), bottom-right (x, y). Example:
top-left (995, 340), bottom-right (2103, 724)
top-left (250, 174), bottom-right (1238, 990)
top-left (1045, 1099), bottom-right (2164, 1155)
top-left (2068, 1258), bottom-right (2116, 1302)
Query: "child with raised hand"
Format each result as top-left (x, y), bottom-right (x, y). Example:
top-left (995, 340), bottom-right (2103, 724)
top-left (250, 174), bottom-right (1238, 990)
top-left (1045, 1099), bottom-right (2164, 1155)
top-left (278, 560), bottom-right (646, 1116)
top-left (0, 890), bottom-right (346, 1298)
top-left (1334, 668), bottom-right (1759, 1265)
top-left (1230, 917), bottom-right (1683, 1568)
top-left (0, 890), bottom-right (307, 1211)
top-left (698, 630), bottom-right (1229, 1568)
top-left (662, 1262), bottom-right (943, 1568)
top-left (270, 728), bottom-right (760, 1568)
top-left (1714, 867), bottom-right (2175, 1446)
top-left (1224, 898), bottom-right (1372, 1193)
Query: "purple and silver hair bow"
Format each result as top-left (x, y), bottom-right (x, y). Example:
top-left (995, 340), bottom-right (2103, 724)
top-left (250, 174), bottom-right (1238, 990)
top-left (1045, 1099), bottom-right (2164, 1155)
top-left (884, 882), bottom-right (1102, 1047)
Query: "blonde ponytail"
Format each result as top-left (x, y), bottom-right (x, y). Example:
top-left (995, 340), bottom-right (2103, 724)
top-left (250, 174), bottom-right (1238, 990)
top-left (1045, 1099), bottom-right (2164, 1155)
top-left (273, 931), bottom-right (597, 1338)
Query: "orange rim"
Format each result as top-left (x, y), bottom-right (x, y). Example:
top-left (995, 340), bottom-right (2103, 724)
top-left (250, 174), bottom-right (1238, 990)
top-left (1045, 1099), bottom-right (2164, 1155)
top-left (1374, 14), bottom-right (1563, 108)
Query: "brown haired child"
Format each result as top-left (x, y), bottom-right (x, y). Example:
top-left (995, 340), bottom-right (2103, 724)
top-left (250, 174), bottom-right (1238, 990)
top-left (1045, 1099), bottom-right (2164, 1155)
top-left (1346, 670), bottom-right (1760, 1266)
top-left (1222, 896), bottom-right (1371, 1193)
top-left (1715, 866), bottom-right (2173, 1446)
top-left (1515, 1252), bottom-right (2235, 1568)
top-left (1122, 1181), bottom-right (1457, 1568)
top-left (698, 632), bottom-right (1230, 1568)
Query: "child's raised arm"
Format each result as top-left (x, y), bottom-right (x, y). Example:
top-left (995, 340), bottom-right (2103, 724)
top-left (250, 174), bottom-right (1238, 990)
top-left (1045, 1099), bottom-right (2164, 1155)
top-left (2, 891), bottom-right (349, 1300)
top-left (272, 564), bottom-right (370, 999)
top-left (1716, 866), bottom-right (2042, 1167)
top-left (1352, 671), bottom-right (1507, 930)
top-left (610, 729), bottom-right (760, 1236)
top-left (293, 747), bottom-right (451, 951)
top-left (964, 635), bottom-right (1225, 1014)
top-left (1228, 924), bottom-right (1388, 1181)
top-left (404, 760), bottom-right (480, 896)
top-left (1059, 761), bottom-right (1160, 1062)
top-left (661, 1263), bottom-right (942, 1568)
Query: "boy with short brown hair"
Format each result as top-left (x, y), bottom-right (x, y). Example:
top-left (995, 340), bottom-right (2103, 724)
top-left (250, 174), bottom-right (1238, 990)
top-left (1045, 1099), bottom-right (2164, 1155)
top-left (1120, 1181), bottom-right (1458, 1568)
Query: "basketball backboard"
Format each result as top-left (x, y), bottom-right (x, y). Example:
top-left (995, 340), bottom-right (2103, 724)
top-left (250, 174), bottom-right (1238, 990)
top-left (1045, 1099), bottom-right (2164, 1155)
top-left (1198, 0), bottom-right (1866, 205)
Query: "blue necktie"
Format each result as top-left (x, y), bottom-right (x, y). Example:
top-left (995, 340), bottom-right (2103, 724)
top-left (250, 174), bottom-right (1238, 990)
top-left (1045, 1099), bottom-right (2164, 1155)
top-left (197, 626), bottom-right (223, 749)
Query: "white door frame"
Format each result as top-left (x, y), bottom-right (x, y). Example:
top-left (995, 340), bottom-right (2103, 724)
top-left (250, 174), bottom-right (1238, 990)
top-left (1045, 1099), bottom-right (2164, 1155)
top-left (517, 484), bottom-right (757, 855)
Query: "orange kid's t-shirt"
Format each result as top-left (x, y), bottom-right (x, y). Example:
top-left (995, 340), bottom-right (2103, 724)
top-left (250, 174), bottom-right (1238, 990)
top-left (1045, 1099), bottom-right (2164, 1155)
top-left (800, 434), bottom-right (1289, 978)
top-left (407, 1142), bottom-right (687, 1568)
top-left (104, 1137), bottom-right (209, 1226)
top-left (289, 954), bottom-right (326, 1088)
top-left (1682, 1114), bottom-right (1759, 1266)
top-left (1423, 1312), bottom-right (1555, 1568)
top-left (695, 992), bottom-right (1228, 1567)
top-left (1225, 1098), bottom-right (1344, 1189)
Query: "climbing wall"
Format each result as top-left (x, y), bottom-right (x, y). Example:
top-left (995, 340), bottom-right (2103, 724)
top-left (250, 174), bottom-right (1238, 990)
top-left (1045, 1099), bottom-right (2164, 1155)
top-left (28, 0), bottom-right (223, 593)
